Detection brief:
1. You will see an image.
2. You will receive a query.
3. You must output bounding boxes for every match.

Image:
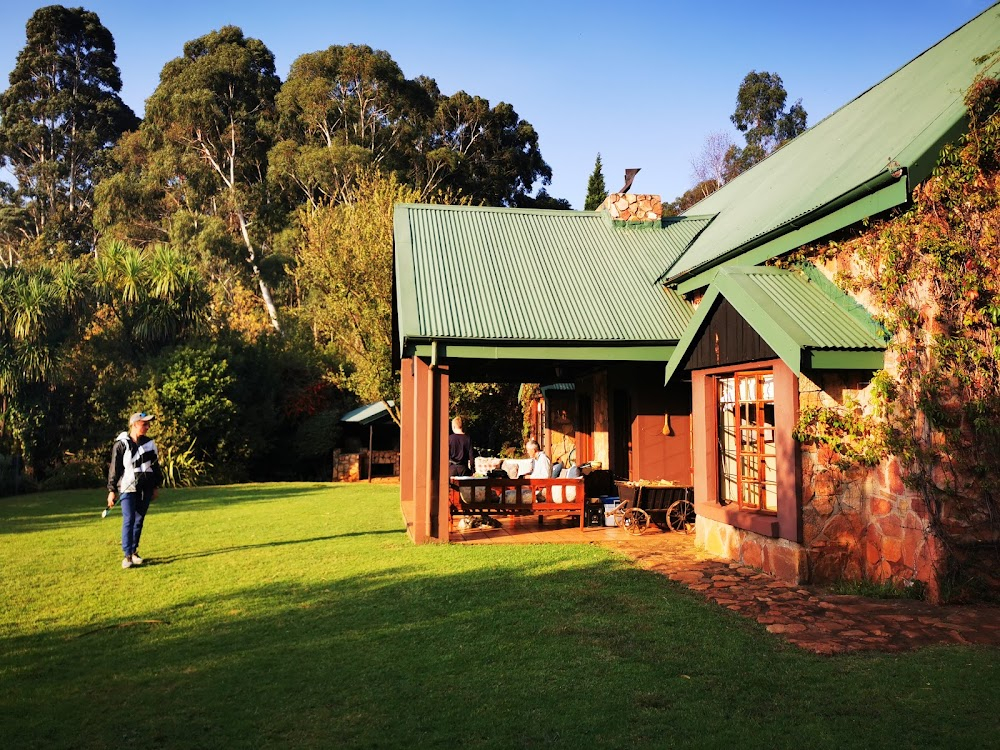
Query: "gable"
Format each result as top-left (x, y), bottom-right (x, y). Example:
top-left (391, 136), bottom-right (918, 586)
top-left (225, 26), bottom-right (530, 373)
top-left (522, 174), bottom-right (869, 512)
top-left (684, 298), bottom-right (778, 371)
top-left (665, 266), bottom-right (887, 383)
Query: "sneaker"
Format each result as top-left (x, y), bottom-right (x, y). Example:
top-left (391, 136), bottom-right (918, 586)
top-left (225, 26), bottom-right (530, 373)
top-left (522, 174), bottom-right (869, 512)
top-left (130, 554), bottom-right (143, 565)
top-left (122, 557), bottom-right (133, 569)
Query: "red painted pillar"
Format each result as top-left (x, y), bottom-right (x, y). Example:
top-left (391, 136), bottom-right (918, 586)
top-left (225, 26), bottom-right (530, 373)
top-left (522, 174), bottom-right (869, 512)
top-left (400, 357), bottom-right (417, 541)
top-left (402, 356), bottom-right (450, 544)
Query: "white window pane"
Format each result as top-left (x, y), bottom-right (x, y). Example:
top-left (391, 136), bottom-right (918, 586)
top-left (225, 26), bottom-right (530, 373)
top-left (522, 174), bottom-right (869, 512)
top-left (762, 374), bottom-right (774, 400)
top-left (719, 377), bottom-right (734, 404)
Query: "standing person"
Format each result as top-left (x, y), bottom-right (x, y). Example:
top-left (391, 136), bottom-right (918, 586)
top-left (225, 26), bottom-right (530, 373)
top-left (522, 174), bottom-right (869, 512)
top-left (107, 412), bottom-right (162, 569)
top-left (448, 416), bottom-right (475, 476)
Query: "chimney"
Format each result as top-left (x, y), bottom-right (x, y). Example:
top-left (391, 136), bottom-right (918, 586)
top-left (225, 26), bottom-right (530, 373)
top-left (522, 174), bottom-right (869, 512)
top-left (596, 168), bottom-right (661, 224)
top-left (596, 193), bottom-right (662, 223)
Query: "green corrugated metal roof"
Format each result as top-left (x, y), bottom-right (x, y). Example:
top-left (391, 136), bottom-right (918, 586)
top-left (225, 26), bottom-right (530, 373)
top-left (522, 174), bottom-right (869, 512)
top-left (394, 204), bottom-right (710, 353)
top-left (664, 266), bottom-right (888, 382)
top-left (665, 6), bottom-right (1000, 283)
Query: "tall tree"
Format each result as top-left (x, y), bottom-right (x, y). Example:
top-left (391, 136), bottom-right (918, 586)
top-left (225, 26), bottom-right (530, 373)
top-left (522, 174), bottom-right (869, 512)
top-left (270, 44), bottom-right (433, 206)
top-left (691, 131), bottom-right (737, 192)
top-left (0, 5), bottom-right (138, 256)
top-left (292, 170), bottom-right (421, 405)
top-left (584, 153), bottom-right (607, 210)
top-left (416, 90), bottom-right (554, 206)
top-left (662, 179), bottom-right (720, 217)
top-left (270, 46), bottom-right (560, 209)
top-left (140, 26), bottom-right (283, 331)
top-left (727, 70), bottom-right (807, 175)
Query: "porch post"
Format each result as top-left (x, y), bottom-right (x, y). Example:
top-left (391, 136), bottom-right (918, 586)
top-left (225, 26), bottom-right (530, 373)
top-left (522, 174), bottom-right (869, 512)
top-left (400, 357), bottom-right (417, 541)
top-left (402, 355), bottom-right (450, 544)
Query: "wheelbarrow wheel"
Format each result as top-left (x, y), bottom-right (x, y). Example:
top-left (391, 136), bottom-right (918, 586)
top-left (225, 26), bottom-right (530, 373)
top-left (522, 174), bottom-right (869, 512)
top-left (666, 498), bottom-right (695, 533)
top-left (622, 507), bottom-right (649, 535)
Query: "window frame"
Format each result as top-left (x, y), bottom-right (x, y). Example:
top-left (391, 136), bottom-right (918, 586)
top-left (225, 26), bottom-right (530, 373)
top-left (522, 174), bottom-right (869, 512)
top-left (691, 359), bottom-right (801, 542)
top-left (717, 370), bottom-right (778, 514)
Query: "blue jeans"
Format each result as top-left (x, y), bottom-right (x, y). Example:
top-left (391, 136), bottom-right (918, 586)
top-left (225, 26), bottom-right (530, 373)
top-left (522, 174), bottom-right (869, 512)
top-left (120, 491), bottom-right (152, 557)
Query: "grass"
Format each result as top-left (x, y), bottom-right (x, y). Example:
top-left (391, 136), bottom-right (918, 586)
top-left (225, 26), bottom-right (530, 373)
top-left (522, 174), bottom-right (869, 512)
top-left (2, 483), bottom-right (998, 749)
top-left (828, 577), bottom-right (926, 600)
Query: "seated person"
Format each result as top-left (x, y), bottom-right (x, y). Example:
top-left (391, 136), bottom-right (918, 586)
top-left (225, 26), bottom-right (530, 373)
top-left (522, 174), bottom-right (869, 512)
top-left (551, 449), bottom-right (573, 478)
top-left (520, 439), bottom-right (552, 501)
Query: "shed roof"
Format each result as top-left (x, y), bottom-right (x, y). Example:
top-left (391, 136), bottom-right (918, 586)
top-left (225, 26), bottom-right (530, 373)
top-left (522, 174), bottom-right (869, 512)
top-left (665, 5), bottom-right (1000, 285)
top-left (664, 266), bottom-right (888, 382)
top-left (341, 401), bottom-right (396, 426)
top-left (394, 204), bottom-right (710, 356)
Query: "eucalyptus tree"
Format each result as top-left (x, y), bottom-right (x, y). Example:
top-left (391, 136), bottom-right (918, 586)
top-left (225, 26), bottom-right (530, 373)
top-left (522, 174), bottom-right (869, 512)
top-left (416, 89), bottom-right (553, 206)
top-left (140, 26), bottom-right (283, 331)
top-left (727, 70), bottom-right (807, 175)
top-left (272, 45), bottom-right (558, 208)
top-left (0, 5), bottom-right (137, 256)
top-left (271, 44), bottom-right (433, 206)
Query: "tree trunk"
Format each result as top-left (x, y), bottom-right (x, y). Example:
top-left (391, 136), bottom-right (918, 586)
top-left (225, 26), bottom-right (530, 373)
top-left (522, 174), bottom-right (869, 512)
top-left (233, 205), bottom-right (281, 333)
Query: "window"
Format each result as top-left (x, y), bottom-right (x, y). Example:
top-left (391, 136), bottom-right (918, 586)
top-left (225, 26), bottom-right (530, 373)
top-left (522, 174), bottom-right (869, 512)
top-left (717, 371), bottom-right (777, 512)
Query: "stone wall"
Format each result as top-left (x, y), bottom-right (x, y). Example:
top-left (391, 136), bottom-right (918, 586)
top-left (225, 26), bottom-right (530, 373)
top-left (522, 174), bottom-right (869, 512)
top-left (333, 449), bottom-right (400, 482)
top-left (333, 450), bottom-right (361, 482)
top-left (596, 193), bottom-right (662, 223)
top-left (798, 370), bottom-right (943, 598)
top-left (696, 516), bottom-right (809, 583)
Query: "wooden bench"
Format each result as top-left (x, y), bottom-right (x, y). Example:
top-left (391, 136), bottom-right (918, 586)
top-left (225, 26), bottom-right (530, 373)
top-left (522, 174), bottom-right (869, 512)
top-left (449, 476), bottom-right (587, 529)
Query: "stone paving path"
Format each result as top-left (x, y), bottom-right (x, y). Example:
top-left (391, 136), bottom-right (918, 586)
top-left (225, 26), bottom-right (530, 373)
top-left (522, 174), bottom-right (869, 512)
top-left (597, 532), bottom-right (1000, 655)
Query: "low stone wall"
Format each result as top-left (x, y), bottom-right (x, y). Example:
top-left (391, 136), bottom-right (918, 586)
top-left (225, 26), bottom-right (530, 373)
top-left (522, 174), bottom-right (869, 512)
top-left (333, 449), bottom-right (400, 482)
top-left (696, 515), bottom-right (809, 583)
top-left (333, 450), bottom-right (360, 482)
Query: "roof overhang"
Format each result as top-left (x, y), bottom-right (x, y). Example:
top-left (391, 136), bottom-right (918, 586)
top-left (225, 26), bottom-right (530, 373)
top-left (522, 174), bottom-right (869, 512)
top-left (672, 170), bottom-right (909, 294)
top-left (664, 266), bottom-right (887, 383)
top-left (405, 339), bottom-right (675, 362)
top-left (341, 400), bottom-right (397, 426)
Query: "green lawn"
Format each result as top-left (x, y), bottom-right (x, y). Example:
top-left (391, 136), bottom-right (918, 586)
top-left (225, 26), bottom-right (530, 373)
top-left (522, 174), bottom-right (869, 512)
top-left (2, 483), bottom-right (998, 749)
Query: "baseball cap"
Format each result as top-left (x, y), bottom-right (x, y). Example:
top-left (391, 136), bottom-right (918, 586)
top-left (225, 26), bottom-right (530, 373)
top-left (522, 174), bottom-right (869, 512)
top-left (129, 412), bottom-right (155, 426)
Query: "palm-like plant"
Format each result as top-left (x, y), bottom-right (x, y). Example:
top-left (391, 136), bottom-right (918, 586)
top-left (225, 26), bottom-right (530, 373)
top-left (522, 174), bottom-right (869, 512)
top-left (93, 239), bottom-right (209, 344)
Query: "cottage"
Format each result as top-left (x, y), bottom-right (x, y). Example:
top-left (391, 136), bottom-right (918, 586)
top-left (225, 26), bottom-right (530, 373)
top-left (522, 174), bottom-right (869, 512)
top-left (392, 7), bottom-right (1000, 600)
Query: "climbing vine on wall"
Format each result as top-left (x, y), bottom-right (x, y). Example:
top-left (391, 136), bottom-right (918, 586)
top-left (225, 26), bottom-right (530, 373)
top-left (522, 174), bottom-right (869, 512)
top-left (794, 65), bottom-right (1000, 593)
top-left (793, 374), bottom-right (895, 470)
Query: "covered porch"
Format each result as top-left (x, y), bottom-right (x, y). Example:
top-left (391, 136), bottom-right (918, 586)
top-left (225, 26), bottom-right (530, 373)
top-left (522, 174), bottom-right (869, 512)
top-left (396, 346), bottom-right (694, 544)
top-left (393, 201), bottom-right (710, 544)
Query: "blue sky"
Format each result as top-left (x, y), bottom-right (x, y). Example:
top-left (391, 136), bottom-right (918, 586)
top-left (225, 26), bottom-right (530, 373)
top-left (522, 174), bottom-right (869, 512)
top-left (1, 0), bottom-right (995, 208)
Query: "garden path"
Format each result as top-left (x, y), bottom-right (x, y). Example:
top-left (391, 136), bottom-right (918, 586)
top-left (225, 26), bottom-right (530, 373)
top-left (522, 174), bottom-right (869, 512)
top-left (452, 517), bottom-right (1000, 654)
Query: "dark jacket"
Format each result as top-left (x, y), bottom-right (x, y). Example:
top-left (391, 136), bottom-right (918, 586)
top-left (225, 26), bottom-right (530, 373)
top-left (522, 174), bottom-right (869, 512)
top-left (107, 432), bottom-right (162, 494)
top-left (448, 433), bottom-right (474, 475)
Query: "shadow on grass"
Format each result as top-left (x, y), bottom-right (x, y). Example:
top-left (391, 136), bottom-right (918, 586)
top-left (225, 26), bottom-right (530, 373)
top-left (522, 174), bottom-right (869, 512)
top-left (1, 483), bottom-right (374, 533)
top-left (3, 552), bottom-right (998, 749)
top-left (144, 530), bottom-right (401, 565)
